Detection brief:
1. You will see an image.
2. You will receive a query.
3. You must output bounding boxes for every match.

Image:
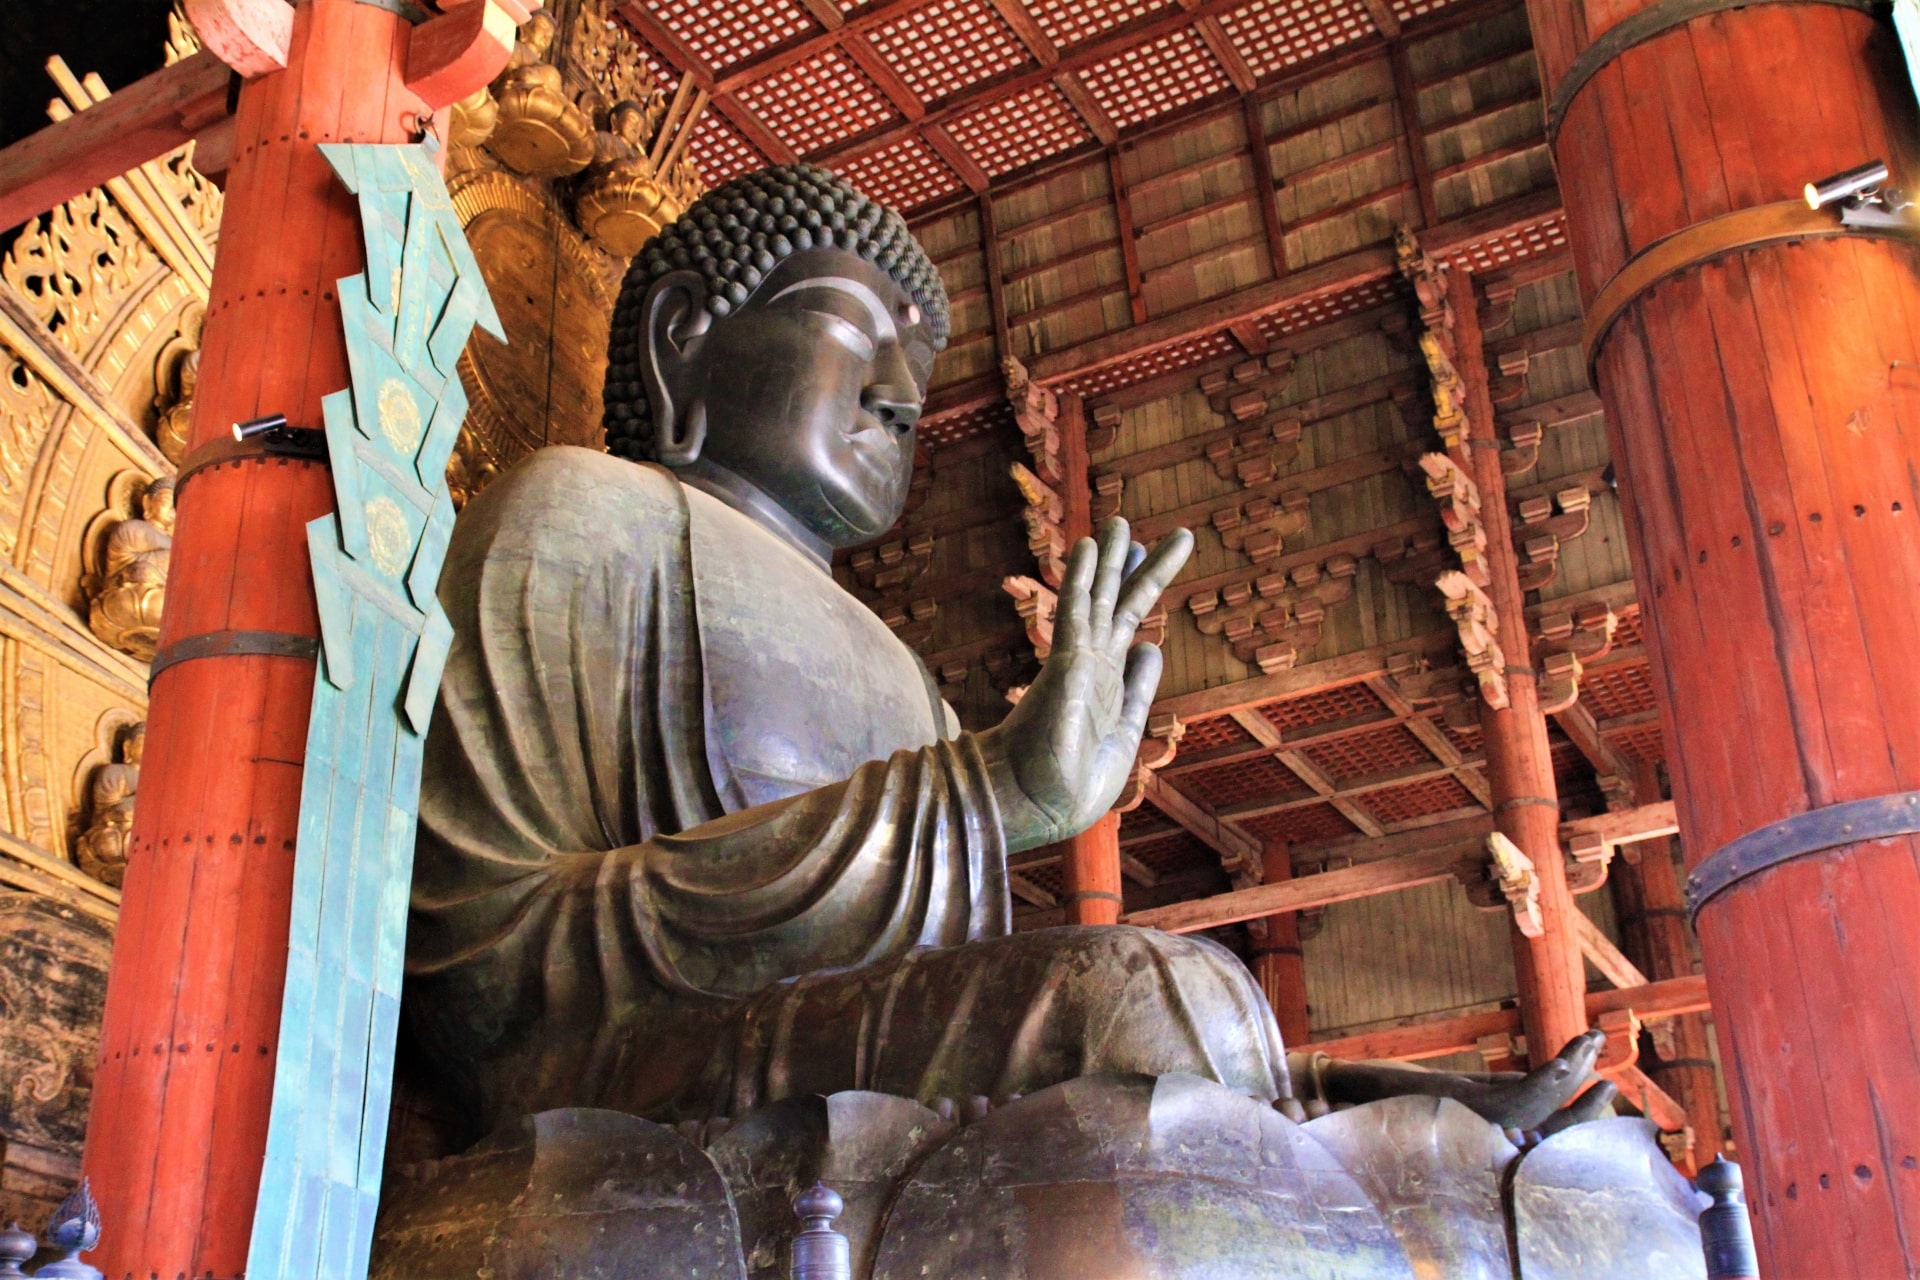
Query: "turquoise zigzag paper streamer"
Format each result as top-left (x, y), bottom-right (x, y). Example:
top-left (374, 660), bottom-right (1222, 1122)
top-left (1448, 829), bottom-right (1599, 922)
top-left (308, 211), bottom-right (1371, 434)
top-left (246, 141), bottom-right (504, 1280)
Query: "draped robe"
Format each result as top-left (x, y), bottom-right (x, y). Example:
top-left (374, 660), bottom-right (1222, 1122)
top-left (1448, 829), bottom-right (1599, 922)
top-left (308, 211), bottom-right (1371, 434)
top-left (406, 447), bottom-right (1290, 1131)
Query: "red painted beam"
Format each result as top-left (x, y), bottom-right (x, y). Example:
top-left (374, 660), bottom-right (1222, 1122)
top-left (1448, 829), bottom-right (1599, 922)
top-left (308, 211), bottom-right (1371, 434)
top-left (0, 49), bottom-right (231, 233)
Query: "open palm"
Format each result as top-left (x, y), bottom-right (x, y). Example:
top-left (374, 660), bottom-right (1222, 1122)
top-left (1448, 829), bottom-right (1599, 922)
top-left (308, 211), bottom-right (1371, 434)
top-left (980, 518), bottom-right (1193, 852)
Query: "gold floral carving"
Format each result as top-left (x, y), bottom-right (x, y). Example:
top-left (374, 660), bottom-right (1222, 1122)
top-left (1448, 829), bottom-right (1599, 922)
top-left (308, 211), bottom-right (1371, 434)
top-left (2, 192), bottom-right (155, 360)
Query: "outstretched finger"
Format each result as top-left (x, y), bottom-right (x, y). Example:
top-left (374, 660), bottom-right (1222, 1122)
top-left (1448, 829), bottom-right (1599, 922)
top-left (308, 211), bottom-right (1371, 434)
top-left (1053, 534), bottom-right (1098, 653)
top-left (1111, 528), bottom-right (1194, 647)
top-left (1087, 517), bottom-right (1132, 643)
top-left (1115, 640), bottom-right (1164, 747)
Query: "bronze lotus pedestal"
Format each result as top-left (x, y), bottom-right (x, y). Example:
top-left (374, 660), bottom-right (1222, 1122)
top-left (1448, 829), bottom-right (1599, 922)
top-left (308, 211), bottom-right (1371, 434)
top-left (373, 166), bottom-right (1705, 1278)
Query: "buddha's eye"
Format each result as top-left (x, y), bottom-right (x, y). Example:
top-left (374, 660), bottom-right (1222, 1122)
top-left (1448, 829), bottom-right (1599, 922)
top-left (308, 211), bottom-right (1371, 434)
top-left (808, 309), bottom-right (876, 362)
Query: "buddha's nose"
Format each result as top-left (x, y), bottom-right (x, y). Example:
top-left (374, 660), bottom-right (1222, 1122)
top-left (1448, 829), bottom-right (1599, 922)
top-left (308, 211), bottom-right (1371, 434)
top-left (861, 384), bottom-right (921, 434)
top-left (862, 345), bottom-right (922, 435)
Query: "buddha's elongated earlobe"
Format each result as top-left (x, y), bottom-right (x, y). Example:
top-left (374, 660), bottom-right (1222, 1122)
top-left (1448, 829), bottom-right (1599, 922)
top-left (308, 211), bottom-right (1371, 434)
top-left (640, 269), bottom-right (712, 465)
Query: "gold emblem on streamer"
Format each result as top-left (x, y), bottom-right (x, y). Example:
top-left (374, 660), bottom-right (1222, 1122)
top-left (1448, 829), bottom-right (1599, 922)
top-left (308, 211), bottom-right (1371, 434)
top-left (365, 496), bottom-right (412, 576)
top-left (378, 377), bottom-right (423, 454)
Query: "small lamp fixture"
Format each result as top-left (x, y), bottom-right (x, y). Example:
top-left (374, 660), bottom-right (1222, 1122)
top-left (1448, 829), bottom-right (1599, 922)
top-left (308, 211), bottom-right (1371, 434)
top-left (231, 412), bottom-right (328, 462)
top-left (1804, 159), bottom-right (1916, 229)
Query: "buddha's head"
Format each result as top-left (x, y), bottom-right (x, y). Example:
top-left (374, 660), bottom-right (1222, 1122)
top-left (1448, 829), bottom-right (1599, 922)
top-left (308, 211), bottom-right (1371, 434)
top-left (602, 165), bottom-right (949, 547)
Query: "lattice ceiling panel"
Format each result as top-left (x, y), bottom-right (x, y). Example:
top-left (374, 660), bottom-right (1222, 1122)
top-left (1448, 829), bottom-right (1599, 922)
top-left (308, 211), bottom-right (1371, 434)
top-left (1612, 606), bottom-right (1645, 649)
top-left (1027, 0), bottom-right (1177, 51)
top-left (1058, 329), bottom-right (1241, 397)
top-left (1613, 724), bottom-right (1666, 769)
top-left (1080, 28), bottom-right (1234, 130)
top-left (1257, 682), bottom-right (1383, 734)
top-left (1392, 0), bottom-right (1462, 18)
top-left (1181, 714), bottom-right (1256, 752)
top-left (868, 0), bottom-right (1035, 104)
top-left (1018, 860), bottom-right (1065, 897)
top-left (1361, 774), bottom-right (1478, 825)
top-left (1179, 755), bottom-right (1317, 809)
top-left (649, 0), bottom-right (821, 72)
top-left (1239, 802), bottom-right (1357, 845)
top-left (1447, 212), bottom-right (1569, 274)
top-left (918, 398), bottom-right (1013, 447)
top-left (1220, 0), bottom-right (1376, 80)
top-left (1580, 663), bottom-right (1657, 722)
top-left (1434, 711), bottom-right (1480, 759)
top-left (1128, 829), bottom-right (1220, 877)
top-left (686, 111), bottom-right (768, 187)
top-left (1299, 721), bottom-right (1435, 785)
top-left (947, 81), bottom-right (1094, 177)
top-left (1257, 274), bottom-right (1402, 340)
top-left (738, 48), bottom-right (902, 155)
top-left (837, 134), bottom-right (967, 217)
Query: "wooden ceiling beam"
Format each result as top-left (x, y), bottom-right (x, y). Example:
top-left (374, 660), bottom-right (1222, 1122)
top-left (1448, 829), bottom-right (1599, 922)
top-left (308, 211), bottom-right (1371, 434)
top-left (1554, 699), bottom-right (1635, 791)
top-left (1141, 772), bottom-right (1264, 870)
top-left (0, 48), bottom-right (231, 233)
top-left (1302, 974), bottom-right (1710, 1062)
top-left (1241, 94), bottom-right (1289, 277)
top-left (1026, 186), bottom-right (1562, 388)
top-left (1575, 908), bottom-right (1650, 989)
top-left (1153, 630), bottom-right (1459, 724)
top-left (1367, 675), bottom-right (1496, 809)
top-left (987, 0), bottom-right (1061, 64)
top-left (1358, 0), bottom-right (1403, 39)
top-left (1128, 843), bottom-right (1476, 933)
top-left (1056, 72), bottom-right (1120, 146)
top-left (844, 32), bottom-right (928, 121)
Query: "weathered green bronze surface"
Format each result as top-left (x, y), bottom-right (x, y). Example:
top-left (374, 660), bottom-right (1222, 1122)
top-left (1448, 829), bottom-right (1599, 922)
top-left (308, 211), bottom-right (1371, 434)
top-left (1513, 1117), bottom-right (1710, 1279)
top-left (871, 1072), bottom-right (1418, 1279)
top-left (1304, 1095), bottom-right (1518, 1279)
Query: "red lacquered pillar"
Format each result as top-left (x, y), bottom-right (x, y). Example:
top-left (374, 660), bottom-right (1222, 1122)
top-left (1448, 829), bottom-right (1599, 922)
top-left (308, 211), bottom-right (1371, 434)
top-left (1524, 2), bottom-right (1920, 1270)
top-left (80, 4), bottom-right (426, 1274)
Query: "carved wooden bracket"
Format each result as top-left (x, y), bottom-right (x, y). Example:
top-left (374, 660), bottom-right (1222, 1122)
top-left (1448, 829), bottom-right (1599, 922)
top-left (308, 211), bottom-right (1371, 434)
top-left (1565, 829), bottom-right (1616, 894)
top-left (1205, 416), bottom-right (1302, 487)
top-left (1009, 461), bottom-right (1067, 586)
top-left (1199, 348), bottom-right (1297, 419)
top-left (1419, 452), bottom-right (1490, 587)
top-left (1088, 402), bottom-right (1121, 454)
top-left (1485, 830), bottom-right (1543, 937)
top-left (1090, 469), bottom-right (1124, 521)
top-left (1594, 1008), bottom-right (1643, 1080)
top-left (1435, 569), bottom-right (1509, 710)
top-left (1114, 711), bottom-right (1187, 812)
top-left (847, 532), bottom-right (934, 594)
top-left (1382, 650), bottom-right (1472, 715)
top-left (1212, 489), bottom-right (1310, 563)
top-left (1002, 575), bottom-right (1056, 660)
top-left (1532, 602), bottom-right (1618, 713)
top-left (1188, 554), bottom-right (1357, 672)
top-left (1004, 353), bottom-right (1064, 484)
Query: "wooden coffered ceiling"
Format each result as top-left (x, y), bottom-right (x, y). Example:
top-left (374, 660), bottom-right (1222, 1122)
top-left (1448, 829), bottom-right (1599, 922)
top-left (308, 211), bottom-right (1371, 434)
top-left (619, 0), bottom-right (1476, 216)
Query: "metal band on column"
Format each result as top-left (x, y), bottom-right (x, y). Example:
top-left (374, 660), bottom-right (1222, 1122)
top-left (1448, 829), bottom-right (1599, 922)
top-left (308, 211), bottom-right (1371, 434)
top-left (1545, 0), bottom-right (1884, 143)
top-left (1686, 790), bottom-right (1920, 921)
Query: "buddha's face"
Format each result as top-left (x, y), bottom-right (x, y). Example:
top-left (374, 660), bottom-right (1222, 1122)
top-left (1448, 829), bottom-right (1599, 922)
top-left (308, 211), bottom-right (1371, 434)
top-left (639, 248), bottom-right (937, 546)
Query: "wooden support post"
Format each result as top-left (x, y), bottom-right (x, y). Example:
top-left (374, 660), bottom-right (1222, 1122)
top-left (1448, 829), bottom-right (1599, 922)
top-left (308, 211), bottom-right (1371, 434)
top-left (76, 4), bottom-right (424, 1275)
top-left (1060, 812), bottom-right (1125, 924)
top-left (1451, 266), bottom-right (1587, 1068)
top-left (1252, 840), bottom-right (1311, 1047)
top-left (1611, 759), bottom-right (1722, 1174)
top-left (1526, 3), bottom-right (1920, 1270)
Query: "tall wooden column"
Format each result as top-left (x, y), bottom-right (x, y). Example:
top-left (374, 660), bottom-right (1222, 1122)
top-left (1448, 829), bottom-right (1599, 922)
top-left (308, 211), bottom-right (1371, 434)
top-left (80, 4), bottom-right (422, 1274)
top-left (1051, 386), bottom-right (1131, 925)
top-left (1525, 3), bottom-right (1920, 1270)
top-left (1061, 813), bottom-right (1125, 924)
top-left (1451, 268), bottom-right (1589, 1068)
top-left (1252, 840), bottom-right (1312, 1047)
top-left (1612, 761), bottom-right (1722, 1174)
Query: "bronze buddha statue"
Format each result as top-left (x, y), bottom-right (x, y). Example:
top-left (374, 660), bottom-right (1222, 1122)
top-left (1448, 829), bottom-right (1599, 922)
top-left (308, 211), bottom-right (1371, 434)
top-left (378, 167), bottom-right (1685, 1279)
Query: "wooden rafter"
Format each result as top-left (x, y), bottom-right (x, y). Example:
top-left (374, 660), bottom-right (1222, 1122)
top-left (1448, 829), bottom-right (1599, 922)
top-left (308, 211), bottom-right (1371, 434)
top-left (1141, 771), bottom-right (1262, 873)
top-left (1227, 709), bottom-right (1387, 837)
top-left (1302, 974), bottom-right (1710, 1063)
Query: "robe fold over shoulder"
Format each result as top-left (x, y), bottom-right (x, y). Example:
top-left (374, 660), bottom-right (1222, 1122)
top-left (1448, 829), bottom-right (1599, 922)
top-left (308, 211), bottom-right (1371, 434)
top-left (406, 446), bottom-right (1289, 1127)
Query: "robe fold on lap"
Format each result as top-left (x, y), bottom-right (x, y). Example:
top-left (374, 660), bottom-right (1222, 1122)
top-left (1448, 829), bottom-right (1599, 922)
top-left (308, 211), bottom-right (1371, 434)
top-left (406, 447), bottom-right (1290, 1130)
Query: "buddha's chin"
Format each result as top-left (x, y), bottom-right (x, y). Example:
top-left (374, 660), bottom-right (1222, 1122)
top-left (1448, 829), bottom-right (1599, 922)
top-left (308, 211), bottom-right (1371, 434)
top-left (820, 483), bottom-right (903, 544)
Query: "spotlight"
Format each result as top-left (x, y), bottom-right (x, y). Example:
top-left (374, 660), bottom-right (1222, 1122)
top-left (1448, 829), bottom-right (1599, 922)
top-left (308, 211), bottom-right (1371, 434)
top-left (1805, 160), bottom-right (1889, 210)
top-left (232, 412), bottom-right (289, 442)
top-left (229, 412), bottom-right (328, 462)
